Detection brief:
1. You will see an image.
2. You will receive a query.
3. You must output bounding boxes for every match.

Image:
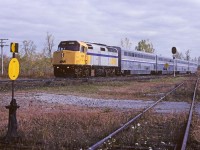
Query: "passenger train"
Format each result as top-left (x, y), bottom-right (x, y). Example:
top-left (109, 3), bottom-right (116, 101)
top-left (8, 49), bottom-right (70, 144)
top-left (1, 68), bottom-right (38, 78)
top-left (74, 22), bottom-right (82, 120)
top-left (52, 41), bottom-right (198, 77)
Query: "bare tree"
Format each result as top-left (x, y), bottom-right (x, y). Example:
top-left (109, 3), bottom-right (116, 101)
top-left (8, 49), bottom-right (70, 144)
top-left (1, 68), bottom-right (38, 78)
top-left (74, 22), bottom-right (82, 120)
top-left (193, 57), bottom-right (197, 62)
top-left (174, 50), bottom-right (184, 59)
top-left (18, 40), bottom-right (37, 77)
top-left (135, 39), bottom-right (155, 53)
top-left (21, 40), bottom-right (36, 57)
top-left (43, 32), bottom-right (54, 58)
top-left (120, 37), bottom-right (132, 50)
top-left (185, 49), bottom-right (191, 61)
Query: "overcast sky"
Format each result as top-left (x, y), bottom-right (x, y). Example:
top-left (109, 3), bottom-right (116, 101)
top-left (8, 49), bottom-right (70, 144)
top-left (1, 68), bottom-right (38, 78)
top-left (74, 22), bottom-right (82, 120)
top-left (1, 0), bottom-right (200, 59)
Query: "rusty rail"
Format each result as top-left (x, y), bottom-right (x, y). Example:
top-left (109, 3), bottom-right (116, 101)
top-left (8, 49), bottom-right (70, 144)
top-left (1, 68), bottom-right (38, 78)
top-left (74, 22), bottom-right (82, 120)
top-left (181, 78), bottom-right (199, 150)
top-left (88, 82), bottom-right (184, 150)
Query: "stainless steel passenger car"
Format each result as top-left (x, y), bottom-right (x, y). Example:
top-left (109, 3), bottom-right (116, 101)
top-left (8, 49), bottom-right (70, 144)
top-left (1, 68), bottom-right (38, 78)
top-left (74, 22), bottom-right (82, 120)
top-left (120, 49), bottom-right (198, 75)
top-left (121, 49), bottom-right (156, 74)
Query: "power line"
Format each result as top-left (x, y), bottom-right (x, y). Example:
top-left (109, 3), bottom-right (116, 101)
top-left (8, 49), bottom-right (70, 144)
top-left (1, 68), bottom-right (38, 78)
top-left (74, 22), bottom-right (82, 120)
top-left (0, 39), bottom-right (9, 76)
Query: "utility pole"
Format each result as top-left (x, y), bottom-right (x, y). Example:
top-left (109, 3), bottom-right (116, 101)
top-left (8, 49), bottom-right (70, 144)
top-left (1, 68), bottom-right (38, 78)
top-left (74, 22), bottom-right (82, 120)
top-left (0, 39), bottom-right (9, 76)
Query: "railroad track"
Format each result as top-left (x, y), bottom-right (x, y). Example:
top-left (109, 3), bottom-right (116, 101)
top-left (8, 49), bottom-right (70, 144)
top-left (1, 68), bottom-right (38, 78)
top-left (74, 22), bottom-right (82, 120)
top-left (181, 78), bottom-right (199, 150)
top-left (0, 75), bottom-right (198, 149)
top-left (0, 75), bottom-right (180, 92)
top-left (88, 77), bottom-right (199, 150)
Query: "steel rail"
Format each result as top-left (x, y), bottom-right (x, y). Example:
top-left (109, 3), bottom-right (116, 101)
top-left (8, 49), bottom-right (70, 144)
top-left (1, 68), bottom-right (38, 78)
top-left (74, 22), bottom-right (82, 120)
top-left (0, 75), bottom-right (170, 91)
top-left (88, 82), bottom-right (185, 150)
top-left (181, 78), bottom-right (199, 150)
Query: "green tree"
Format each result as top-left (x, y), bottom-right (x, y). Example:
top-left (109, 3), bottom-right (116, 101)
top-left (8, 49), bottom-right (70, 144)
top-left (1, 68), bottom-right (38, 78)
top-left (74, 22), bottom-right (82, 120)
top-left (135, 39), bottom-right (155, 53)
top-left (120, 37), bottom-right (132, 50)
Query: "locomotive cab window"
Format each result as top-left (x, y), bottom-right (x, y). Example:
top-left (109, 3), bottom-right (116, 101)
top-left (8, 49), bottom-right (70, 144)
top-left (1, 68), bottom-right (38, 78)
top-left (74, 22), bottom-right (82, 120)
top-left (107, 47), bottom-right (117, 53)
top-left (58, 41), bottom-right (80, 51)
top-left (80, 46), bottom-right (85, 52)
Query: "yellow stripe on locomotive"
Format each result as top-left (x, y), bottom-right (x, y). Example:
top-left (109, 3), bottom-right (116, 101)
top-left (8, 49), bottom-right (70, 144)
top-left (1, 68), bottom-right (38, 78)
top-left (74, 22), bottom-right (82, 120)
top-left (110, 58), bottom-right (117, 65)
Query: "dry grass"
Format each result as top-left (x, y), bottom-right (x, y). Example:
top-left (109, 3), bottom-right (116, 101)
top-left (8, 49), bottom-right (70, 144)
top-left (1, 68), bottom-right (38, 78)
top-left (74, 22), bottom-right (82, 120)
top-left (98, 111), bottom-right (188, 149)
top-left (183, 76), bottom-right (200, 149)
top-left (0, 105), bottom-right (139, 149)
top-left (1, 76), bottom-right (200, 149)
top-left (189, 114), bottom-right (200, 150)
top-left (183, 78), bottom-right (200, 149)
top-left (30, 76), bottom-right (187, 100)
top-left (164, 79), bottom-right (198, 102)
top-left (0, 107), bottom-right (190, 150)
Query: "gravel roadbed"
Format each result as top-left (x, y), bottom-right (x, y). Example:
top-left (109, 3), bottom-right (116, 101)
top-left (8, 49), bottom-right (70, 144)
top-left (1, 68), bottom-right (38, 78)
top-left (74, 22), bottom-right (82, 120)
top-left (1, 92), bottom-right (200, 114)
top-left (34, 93), bottom-right (199, 114)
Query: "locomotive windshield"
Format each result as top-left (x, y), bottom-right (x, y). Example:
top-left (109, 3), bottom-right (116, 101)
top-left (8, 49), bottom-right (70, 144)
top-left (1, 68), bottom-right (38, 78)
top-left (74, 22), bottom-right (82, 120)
top-left (58, 41), bottom-right (80, 51)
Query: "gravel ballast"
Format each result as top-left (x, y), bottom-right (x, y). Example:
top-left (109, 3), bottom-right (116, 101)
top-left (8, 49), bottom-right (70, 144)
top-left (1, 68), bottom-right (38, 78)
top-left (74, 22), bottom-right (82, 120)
top-left (1, 92), bottom-right (199, 114)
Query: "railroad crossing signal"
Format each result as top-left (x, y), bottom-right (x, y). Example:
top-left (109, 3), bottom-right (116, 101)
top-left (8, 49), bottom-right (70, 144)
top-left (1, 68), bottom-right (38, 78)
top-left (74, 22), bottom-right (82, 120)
top-left (10, 42), bottom-right (18, 53)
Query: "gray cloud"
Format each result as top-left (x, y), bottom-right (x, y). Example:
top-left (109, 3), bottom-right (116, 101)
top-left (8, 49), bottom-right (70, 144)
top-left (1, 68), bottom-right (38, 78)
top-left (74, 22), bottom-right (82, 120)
top-left (0, 0), bottom-right (200, 59)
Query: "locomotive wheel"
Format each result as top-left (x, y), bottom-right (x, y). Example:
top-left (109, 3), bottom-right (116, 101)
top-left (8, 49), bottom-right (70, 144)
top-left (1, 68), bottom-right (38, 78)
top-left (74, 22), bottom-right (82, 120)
top-left (74, 68), bottom-right (82, 78)
top-left (83, 68), bottom-right (90, 77)
top-left (110, 69), bottom-right (115, 76)
top-left (54, 68), bottom-right (61, 77)
top-left (105, 69), bottom-right (115, 77)
top-left (105, 69), bottom-right (110, 77)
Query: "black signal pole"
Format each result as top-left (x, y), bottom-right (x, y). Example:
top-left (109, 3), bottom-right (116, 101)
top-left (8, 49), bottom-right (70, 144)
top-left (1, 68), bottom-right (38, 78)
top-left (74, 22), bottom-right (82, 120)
top-left (172, 47), bottom-right (177, 77)
top-left (4, 51), bottom-right (20, 143)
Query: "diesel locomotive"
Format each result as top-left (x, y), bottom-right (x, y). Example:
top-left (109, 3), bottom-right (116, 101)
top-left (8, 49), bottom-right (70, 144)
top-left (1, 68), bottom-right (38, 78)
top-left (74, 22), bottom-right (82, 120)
top-left (52, 40), bottom-right (198, 77)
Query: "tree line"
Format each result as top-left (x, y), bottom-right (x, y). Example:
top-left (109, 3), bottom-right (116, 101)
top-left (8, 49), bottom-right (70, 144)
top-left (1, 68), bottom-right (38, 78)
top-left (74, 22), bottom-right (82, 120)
top-left (0, 32), bottom-right (55, 78)
top-left (0, 36), bottom-right (199, 78)
top-left (121, 37), bottom-right (155, 53)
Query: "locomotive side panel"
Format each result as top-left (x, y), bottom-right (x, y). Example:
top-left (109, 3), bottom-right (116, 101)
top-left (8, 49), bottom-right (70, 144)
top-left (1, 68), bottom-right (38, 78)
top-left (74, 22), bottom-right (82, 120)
top-left (86, 43), bottom-right (119, 76)
top-left (52, 41), bottom-right (119, 77)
